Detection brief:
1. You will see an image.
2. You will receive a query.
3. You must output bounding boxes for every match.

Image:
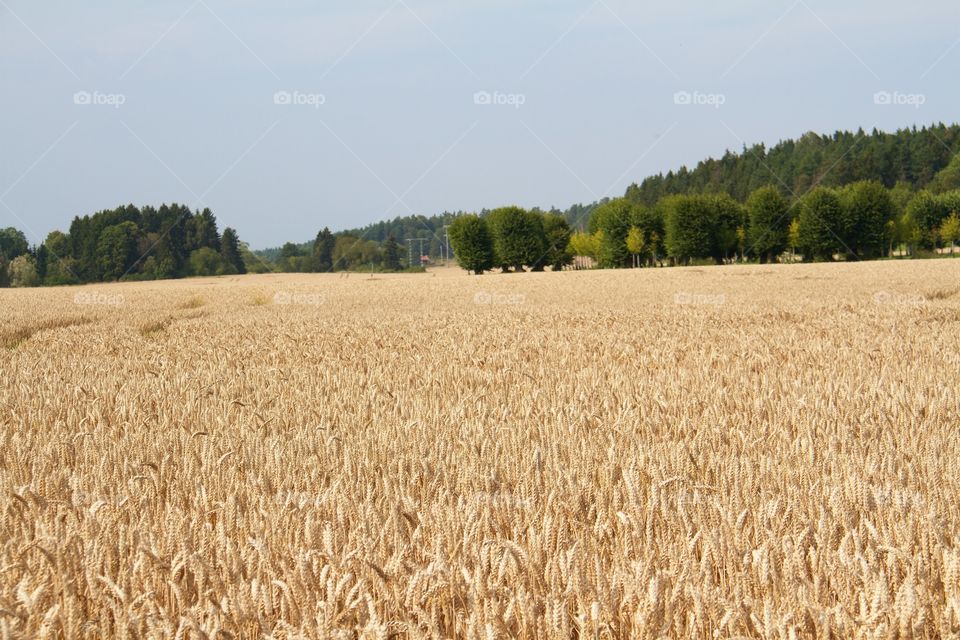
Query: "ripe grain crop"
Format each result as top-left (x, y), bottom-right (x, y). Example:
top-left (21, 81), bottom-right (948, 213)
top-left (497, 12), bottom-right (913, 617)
top-left (1, 260), bottom-right (959, 638)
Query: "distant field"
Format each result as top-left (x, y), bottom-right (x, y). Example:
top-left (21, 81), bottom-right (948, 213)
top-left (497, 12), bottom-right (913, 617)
top-left (2, 261), bottom-right (960, 638)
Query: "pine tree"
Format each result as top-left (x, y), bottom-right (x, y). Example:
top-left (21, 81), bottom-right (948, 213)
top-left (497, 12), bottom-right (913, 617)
top-left (95, 222), bottom-right (140, 281)
top-left (312, 227), bottom-right (335, 272)
top-left (383, 235), bottom-right (402, 271)
top-left (35, 244), bottom-right (48, 281)
top-left (220, 227), bottom-right (246, 274)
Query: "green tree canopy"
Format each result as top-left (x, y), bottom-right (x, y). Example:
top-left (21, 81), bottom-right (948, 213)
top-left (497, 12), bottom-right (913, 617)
top-left (487, 206), bottom-right (546, 272)
top-left (624, 124), bottom-right (960, 206)
top-left (797, 188), bottom-right (842, 261)
top-left (383, 235), bottom-right (402, 271)
top-left (9, 255), bottom-right (39, 288)
top-left (929, 155), bottom-right (960, 193)
top-left (538, 213), bottom-right (572, 271)
top-left (837, 181), bottom-right (893, 258)
top-left (940, 213), bottom-right (960, 251)
top-left (663, 195), bottom-right (719, 263)
top-left (745, 186), bottom-right (790, 262)
top-left (589, 199), bottom-right (634, 268)
top-left (280, 242), bottom-right (305, 259)
top-left (626, 226), bottom-right (645, 268)
top-left (711, 193), bottom-right (745, 263)
top-left (46, 203), bottom-right (244, 283)
top-left (905, 191), bottom-right (946, 248)
top-left (312, 227), bottom-right (335, 272)
top-left (96, 222), bottom-right (140, 281)
top-left (448, 214), bottom-right (495, 275)
top-left (0, 227), bottom-right (29, 260)
top-left (220, 227), bottom-right (246, 274)
top-left (186, 208), bottom-right (221, 253)
top-left (568, 231), bottom-right (602, 261)
top-left (189, 247), bottom-right (228, 276)
top-left (332, 236), bottom-right (380, 271)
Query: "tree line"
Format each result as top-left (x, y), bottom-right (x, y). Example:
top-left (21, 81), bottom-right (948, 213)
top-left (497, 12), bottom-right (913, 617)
top-left (0, 204), bottom-right (248, 287)
top-left (625, 124), bottom-right (960, 206)
top-left (267, 208), bottom-right (576, 276)
top-left (276, 124), bottom-right (960, 273)
top-left (5, 124), bottom-right (960, 286)
top-left (256, 206), bottom-right (591, 273)
top-left (448, 182), bottom-right (960, 273)
top-left (615, 183), bottom-right (957, 265)
top-left (256, 213), bottom-right (458, 265)
top-left (447, 207), bottom-right (573, 274)
top-left (267, 228), bottom-right (409, 273)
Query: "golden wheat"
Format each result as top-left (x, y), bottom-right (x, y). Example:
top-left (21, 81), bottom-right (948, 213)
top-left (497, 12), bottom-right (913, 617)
top-left (1, 260), bottom-right (959, 638)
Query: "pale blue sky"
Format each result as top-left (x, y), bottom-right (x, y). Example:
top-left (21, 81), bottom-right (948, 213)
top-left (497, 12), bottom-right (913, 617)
top-left (1, 0), bottom-right (958, 248)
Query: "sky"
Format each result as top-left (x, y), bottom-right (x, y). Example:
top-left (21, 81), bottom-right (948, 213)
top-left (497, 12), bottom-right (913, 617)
top-left (1, 1), bottom-right (958, 249)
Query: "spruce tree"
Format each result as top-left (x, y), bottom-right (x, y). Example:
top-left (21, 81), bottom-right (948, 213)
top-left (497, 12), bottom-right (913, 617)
top-left (312, 227), bottom-right (335, 272)
top-left (220, 227), bottom-right (246, 274)
top-left (383, 235), bottom-right (402, 271)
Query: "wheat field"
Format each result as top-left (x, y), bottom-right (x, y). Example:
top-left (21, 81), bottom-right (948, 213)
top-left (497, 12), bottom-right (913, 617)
top-left (1, 261), bottom-right (959, 639)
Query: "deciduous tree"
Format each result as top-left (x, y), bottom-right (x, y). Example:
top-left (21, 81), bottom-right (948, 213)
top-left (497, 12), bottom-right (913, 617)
top-left (746, 186), bottom-right (789, 263)
top-left (540, 214), bottom-right (572, 271)
top-left (797, 188), bottom-right (842, 261)
top-left (626, 227), bottom-right (645, 268)
top-left (8, 255), bottom-right (39, 287)
top-left (487, 207), bottom-right (546, 272)
top-left (448, 215), bottom-right (494, 275)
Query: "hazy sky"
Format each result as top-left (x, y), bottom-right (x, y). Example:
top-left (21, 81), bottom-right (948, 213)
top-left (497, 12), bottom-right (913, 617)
top-left (2, 1), bottom-right (958, 248)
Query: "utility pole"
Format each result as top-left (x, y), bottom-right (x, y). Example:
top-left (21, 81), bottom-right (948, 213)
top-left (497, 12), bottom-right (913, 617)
top-left (404, 238), bottom-right (414, 269)
top-left (443, 225), bottom-right (450, 265)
